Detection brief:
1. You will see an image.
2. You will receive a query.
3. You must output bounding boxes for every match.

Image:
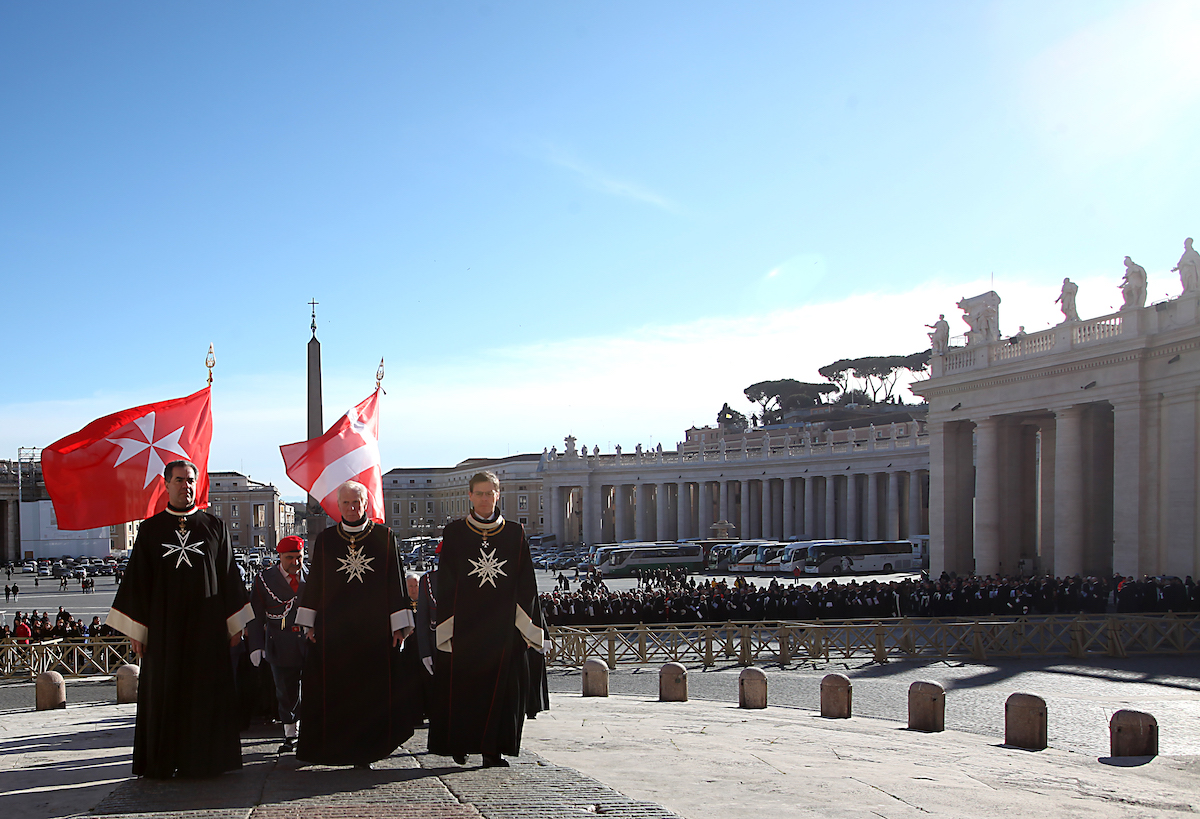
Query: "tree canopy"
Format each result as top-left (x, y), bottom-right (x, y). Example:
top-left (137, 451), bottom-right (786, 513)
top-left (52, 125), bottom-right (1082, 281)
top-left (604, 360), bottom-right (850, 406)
top-left (744, 379), bottom-right (839, 424)
top-left (716, 402), bottom-right (748, 432)
top-left (818, 352), bottom-right (931, 403)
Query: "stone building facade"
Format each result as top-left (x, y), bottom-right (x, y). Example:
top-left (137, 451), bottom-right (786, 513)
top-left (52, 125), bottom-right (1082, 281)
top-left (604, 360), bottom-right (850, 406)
top-left (383, 454), bottom-right (545, 539)
top-left (206, 471), bottom-right (295, 552)
top-left (539, 420), bottom-right (929, 546)
top-left (912, 291), bottom-right (1200, 580)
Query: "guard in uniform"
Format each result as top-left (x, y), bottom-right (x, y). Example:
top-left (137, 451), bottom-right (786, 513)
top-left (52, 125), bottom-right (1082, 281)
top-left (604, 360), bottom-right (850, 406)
top-left (248, 535), bottom-right (308, 753)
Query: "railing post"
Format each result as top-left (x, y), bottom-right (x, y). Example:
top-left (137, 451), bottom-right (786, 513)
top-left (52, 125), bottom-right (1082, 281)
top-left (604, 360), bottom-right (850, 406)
top-left (739, 625), bottom-right (752, 667)
top-left (777, 626), bottom-right (790, 665)
top-left (724, 622), bottom-right (735, 658)
top-left (638, 625), bottom-right (648, 664)
top-left (1069, 618), bottom-right (1085, 658)
top-left (970, 622), bottom-right (987, 660)
top-left (607, 627), bottom-right (617, 669)
top-left (704, 628), bottom-right (714, 668)
top-left (1107, 617), bottom-right (1127, 658)
top-left (873, 625), bottom-right (888, 664)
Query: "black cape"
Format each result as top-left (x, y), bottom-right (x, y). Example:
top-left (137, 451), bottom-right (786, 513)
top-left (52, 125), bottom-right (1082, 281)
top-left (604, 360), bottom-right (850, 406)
top-left (428, 516), bottom-right (545, 757)
top-left (106, 509), bottom-right (251, 778)
top-left (295, 521), bottom-right (414, 765)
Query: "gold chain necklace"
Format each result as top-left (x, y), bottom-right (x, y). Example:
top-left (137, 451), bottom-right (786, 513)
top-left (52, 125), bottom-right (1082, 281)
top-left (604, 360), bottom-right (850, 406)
top-left (337, 520), bottom-right (374, 548)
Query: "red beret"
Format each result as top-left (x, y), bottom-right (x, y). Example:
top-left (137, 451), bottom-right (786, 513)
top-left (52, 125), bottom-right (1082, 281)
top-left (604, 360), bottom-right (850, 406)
top-left (277, 536), bottom-right (305, 554)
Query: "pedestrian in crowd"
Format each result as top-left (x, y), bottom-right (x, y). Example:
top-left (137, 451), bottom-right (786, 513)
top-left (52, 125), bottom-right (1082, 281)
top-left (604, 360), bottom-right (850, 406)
top-left (248, 535), bottom-right (308, 754)
top-left (4, 584), bottom-right (9, 602)
top-left (295, 480), bottom-right (415, 769)
top-left (10, 583), bottom-right (18, 600)
top-left (429, 470), bottom-right (546, 768)
top-left (105, 459), bottom-right (252, 779)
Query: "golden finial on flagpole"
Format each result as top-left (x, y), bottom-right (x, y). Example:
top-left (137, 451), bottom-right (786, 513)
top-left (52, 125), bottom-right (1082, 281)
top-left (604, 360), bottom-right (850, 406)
top-left (206, 344), bottom-right (216, 385)
top-left (376, 357), bottom-right (386, 393)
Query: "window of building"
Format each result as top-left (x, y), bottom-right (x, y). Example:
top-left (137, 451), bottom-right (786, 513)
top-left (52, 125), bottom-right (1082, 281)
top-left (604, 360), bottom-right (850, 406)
top-left (392, 518), bottom-right (401, 527)
top-left (409, 479), bottom-right (415, 485)
top-left (426, 501), bottom-right (433, 514)
top-left (253, 504), bottom-right (265, 528)
top-left (409, 501), bottom-right (418, 515)
top-left (253, 535), bottom-right (264, 549)
top-left (231, 521), bottom-right (239, 529)
top-left (392, 502), bottom-right (400, 514)
top-left (232, 534), bottom-right (240, 545)
top-left (232, 505), bottom-right (239, 517)
top-left (518, 494), bottom-right (528, 512)
top-left (539, 494), bottom-right (543, 511)
top-left (539, 516), bottom-right (544, 525)
top-left (519, 517), bottom-right (527, 525)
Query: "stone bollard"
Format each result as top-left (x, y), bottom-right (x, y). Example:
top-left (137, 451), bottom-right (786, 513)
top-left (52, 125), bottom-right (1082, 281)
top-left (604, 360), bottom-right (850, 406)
top-left (739, 667), bottom-right (767, 709)
top-left (116, 663), bottom-right (140, 704)
top-left (659, 662), bottom-right (688, 702)
top-left (1110, 709), bottom-right (1158, 757)
top-left (1004, 693), bottom-right (1047, 750)
top-left (908, 681), bottom-right (945, 732)
top-left (582, 658), bottom-right (609, 697)
top-left (820, 673), bottom-right (852, 718)
top-left (36, 671), bottom-right (66, 710)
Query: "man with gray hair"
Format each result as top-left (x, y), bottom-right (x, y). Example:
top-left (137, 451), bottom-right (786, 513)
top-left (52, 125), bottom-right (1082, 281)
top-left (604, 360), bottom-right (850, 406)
top-left (295, 480), bottom-right (416, 769)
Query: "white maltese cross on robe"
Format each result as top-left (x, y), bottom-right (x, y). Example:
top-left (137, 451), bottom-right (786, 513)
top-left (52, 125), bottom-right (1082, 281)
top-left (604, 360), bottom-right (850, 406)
top-left (468, 544), bottom-right (508, 589)
top-left (162, 530), bottom-right (204, 569)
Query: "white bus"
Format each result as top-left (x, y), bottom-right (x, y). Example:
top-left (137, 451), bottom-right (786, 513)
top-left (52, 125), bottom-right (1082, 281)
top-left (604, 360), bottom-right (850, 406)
top-left (780, 540), bottom-right (848, 576)
top-left (803, 541), bottom-right (920, 576)
top-left (595, 543), bottom-right (706, 577)
top-left (727, 541), bottom-right (772, 573)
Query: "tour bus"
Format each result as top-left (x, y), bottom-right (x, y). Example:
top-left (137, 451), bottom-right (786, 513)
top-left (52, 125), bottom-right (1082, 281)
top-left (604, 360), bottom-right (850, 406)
top-left (753, 542), bottom-right (791, 573)
top-left (779, 540), bottom-right (848, 576)
top-left (594, 543), bottom-right (705, 578)
top-left (804, 540), bottom-right (920, 576)
top-left (727, 541), bottom-right (774, 573)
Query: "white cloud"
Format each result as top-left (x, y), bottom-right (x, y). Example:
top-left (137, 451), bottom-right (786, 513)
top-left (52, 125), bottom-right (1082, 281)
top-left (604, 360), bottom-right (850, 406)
top-left (544, 145), bottom-right (678, 211)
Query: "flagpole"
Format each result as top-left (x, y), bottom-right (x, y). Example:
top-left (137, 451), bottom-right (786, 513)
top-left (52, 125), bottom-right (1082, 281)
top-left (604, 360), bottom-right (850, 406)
top-left (206, 344), bottom-right (216, 385)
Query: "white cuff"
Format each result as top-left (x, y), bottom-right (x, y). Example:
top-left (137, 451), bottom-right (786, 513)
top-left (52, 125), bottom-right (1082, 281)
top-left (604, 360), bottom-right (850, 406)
top-left (436, 615), bottom-right (454, 653)
top-left (227, 602), bottom-right (254, 637)
top-left (105, 608), bottom-right (147, 644)
top-left (515, 604), bottom-right (544, 652)
top-left (295, 606), bottom-right (316, 628)
top-left (251, 649), bottom-right (263, 667)
top-left (390, 609), bottom-right (415, 633)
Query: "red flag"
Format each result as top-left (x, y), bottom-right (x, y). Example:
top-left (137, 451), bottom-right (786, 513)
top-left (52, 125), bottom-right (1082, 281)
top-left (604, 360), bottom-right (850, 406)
top-left (42, 387), bottom-right (214, 530)
top-left (280, 389), bottom-right (383, 523)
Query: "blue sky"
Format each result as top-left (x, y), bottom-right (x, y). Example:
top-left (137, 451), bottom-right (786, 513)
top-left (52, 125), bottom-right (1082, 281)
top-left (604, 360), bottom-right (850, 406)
top-left (4, 2), bottom-right (1199, 500)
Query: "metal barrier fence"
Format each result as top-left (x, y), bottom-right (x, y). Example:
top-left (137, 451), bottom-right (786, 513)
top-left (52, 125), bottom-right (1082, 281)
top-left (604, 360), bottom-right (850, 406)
top-left (0, 637), bottom-right (138, 679)
top-left (4, 614), bottom-right (1197, 677)
top-left (547, 614), bottom-right (1200, 667)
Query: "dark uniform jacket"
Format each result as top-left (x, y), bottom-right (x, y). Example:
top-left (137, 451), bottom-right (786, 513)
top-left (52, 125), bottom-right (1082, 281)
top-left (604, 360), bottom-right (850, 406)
top-left (248, 564), bottom-right (308, 668)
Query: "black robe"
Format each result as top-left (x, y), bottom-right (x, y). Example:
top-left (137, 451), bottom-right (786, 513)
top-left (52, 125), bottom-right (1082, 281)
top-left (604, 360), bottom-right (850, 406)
top-left (295, 521), bottom-right (415, 765)
top-left (429, 516), bottom-right (545, 757)
top-left (106, 509), bottom-right (251, 778)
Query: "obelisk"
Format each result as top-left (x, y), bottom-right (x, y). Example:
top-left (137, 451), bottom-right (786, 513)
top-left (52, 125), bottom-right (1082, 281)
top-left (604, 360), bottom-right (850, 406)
top-left (306, 299), bottom-right (325, 519)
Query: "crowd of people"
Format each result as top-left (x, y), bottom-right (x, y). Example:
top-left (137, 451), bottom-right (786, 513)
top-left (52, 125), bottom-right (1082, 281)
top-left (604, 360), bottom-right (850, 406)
top-left (2, 607), bottom-right (110, 642)
top-left (540, 571), bottom-right (1200, 626)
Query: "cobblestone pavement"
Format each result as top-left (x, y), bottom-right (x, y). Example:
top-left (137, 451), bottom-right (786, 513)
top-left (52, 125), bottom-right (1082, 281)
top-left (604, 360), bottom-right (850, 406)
top-left (547, 655), bottom-right (1200, 757)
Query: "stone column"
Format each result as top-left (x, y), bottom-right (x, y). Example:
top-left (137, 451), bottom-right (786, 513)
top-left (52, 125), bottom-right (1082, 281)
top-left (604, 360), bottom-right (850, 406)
top-left (846, 473), bottom-right (859, 540)
top-left (867, 472), bottom-right (880, 541)
top-left (824, 476), bottom-right (837, 538)
top-left (699, 481), bottom-right (713, 538)
top-left (614, 484), bottom-right (629, 542)
top-left (803, 477), bottom-right (815, 539)
top-left (634, 483), bottom-right (648, 541)
top-left (907, 470), bottom-right (922, 538)
top-left (1053, 406), bottom-right (1084, 577)
top-left (551, 485), bottom-right (567, 544)
top-left (656, 482), bottom-right (669, 541)
top-left (782, 477), bottom-right (794, 540)
top-left (974, 417), bottom-right (1002, 576)
top-left (886, 471), bottom-right (901, 540)
top-left (719, 480), bottom-right (730, 524)
top-left (761, 479), bottom-right (773, 540)
top-left (1110, 400), bottom-right (1143, 578)
top-left (582, 482), bottom-right (600, 546)
top-left (740, 481), bottom-right (751, 541)
top-left (1038, 423), bottom-right (1056, 576)
top-left (677, 482), bottom-right (691, 541)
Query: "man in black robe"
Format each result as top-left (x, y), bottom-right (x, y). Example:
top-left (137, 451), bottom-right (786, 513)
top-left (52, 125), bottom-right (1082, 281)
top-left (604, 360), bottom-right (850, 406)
top-left (106, 459), bottom-right (252, 779)
top-left (429, 470), bottom-right (545, 767)
top-left (295, 480), bottom-right (415, 768)
top-left (248, 535), bottom-right (308, 753)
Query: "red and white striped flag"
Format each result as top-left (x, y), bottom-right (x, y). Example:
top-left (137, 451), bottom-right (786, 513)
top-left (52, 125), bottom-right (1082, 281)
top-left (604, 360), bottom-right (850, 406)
top-left (280, 389), bottom-right (384, 523)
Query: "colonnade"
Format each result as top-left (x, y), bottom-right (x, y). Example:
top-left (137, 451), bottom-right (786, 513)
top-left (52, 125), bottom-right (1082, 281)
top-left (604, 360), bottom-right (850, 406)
top-left (549, 470), bottom-right (928, 545)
